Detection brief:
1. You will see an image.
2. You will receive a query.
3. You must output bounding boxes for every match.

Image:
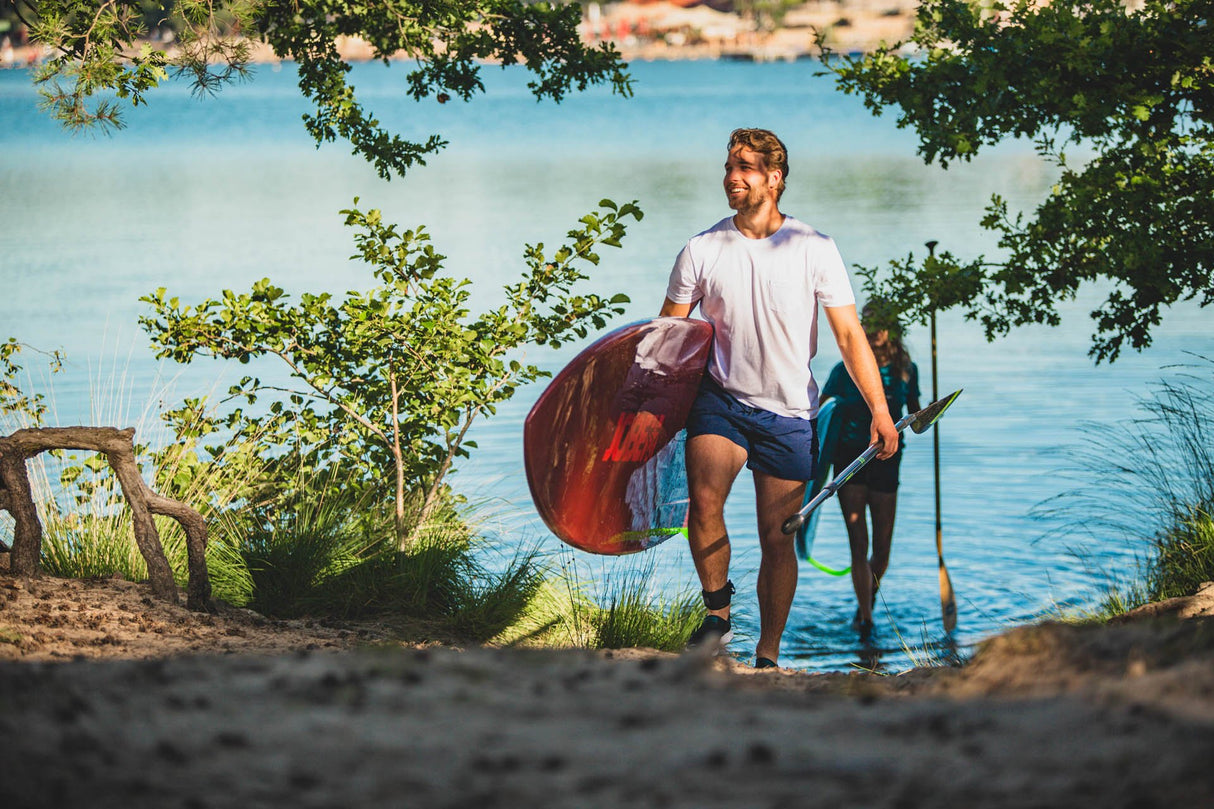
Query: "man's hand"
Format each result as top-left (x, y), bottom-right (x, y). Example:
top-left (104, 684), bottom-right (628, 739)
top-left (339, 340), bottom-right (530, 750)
top-left (871, 410), bottom-right (900, 460)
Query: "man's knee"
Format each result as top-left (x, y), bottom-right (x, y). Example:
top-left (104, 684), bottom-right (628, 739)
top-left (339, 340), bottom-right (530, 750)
top-left (688, 484), bottom-right (728, 521)
top-left (758, 531), bottom-right (796, 560)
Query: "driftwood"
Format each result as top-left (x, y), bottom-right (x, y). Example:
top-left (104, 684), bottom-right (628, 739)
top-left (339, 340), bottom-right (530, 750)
top-left (0, 426), bottom-right (211, 611)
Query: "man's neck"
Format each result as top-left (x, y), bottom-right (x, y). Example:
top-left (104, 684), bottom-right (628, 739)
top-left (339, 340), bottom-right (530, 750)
top-left (732, 203), bottom-right (785, 240)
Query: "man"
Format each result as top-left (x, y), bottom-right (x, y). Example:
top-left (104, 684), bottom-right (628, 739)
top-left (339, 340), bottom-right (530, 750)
top-left (660, 128), bottom-right (899, 669)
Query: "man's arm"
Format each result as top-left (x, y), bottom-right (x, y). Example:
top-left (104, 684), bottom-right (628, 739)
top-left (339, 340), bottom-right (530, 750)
top-left (824, 304), bottom-right (900, 459)
top-left (660, 297), bottom-right (693, 317)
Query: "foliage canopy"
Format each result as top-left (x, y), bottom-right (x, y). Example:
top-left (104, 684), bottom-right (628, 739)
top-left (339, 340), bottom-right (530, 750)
top-left (829, 0), bottom-right (1214, 362)
top-left (16, 0), bottom-right (631, 179)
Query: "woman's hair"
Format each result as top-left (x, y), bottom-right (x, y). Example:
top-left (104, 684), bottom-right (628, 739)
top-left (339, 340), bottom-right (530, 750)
top-left (728, 128), bottom-right (789, 200)
top-left (861, 298), bottom-right (912, 381)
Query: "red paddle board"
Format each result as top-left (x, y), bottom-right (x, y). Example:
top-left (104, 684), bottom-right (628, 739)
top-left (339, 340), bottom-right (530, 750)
top-left (524, 317), bottom-right (713, 555)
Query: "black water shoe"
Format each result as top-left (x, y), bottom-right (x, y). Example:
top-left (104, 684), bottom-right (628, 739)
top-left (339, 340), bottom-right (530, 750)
top-left (686, 615), bottom-right (733, 652)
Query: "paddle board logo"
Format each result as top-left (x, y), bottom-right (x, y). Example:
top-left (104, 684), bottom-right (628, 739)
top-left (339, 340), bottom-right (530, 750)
top-left (602, 411), bottom-right (666, 462)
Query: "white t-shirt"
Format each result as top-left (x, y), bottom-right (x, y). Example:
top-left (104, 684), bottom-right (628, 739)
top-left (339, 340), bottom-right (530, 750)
top-left (665, 215), bottom-right (855, 419)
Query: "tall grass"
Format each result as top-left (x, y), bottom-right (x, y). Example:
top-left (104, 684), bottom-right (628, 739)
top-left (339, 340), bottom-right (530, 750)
top-left (210, 469), bottom-right (372, 617)
top-left (1043, 357), bottom-right (1214, 614)
top-left (1143, 507), bottom-right (1214, 602)
top-left (2, 352), bottom-right (548, 643)
top-left (592, 565), bottom-right (703, 651)
top-left (31, 424), bottom-right (257, 587)
top-left (205, 472), bottom-right (551, 642)
top-left (514, 552), bottom-right (703, 652)
top-left (38, 505), bottom-right (163, 582)
top-left (2, 353), bottom-right (242, 585)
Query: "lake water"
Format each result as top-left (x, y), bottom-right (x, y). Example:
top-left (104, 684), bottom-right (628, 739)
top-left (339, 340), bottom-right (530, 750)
top-left (2, 60), bottom-right (1210, 671)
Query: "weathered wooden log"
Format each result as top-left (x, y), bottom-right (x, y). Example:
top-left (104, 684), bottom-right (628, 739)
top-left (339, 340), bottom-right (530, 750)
top-left (0, 447), bottom-right (42, 578)
top-left (0, 475), bottom-right (8, 552)
top-left (0, 426), bottom-right (212, 611)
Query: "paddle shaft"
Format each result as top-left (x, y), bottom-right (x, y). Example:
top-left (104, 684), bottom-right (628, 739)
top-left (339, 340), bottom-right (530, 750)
top-left (780, 409), bottom-right (917, 535)
top-left (930, 289), bottom-right (958, 632)
top-left (932, 308), bottom-right (941, 546)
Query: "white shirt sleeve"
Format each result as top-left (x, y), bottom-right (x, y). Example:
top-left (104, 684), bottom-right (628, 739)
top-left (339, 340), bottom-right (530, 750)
top-left (812, 236), bottom-right (855, 308)
top-left (665, 244), bottom-right (701, 304)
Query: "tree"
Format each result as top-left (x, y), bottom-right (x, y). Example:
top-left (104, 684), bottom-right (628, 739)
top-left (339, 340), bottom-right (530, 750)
top-left (827, 0), bottom-right (1214, 362)
top-left (16, 0), bottom-right (631, 179)
top-left (13, 1), bottom-right (641, 552)
top-left (141, 199), bottom-right (641, 548)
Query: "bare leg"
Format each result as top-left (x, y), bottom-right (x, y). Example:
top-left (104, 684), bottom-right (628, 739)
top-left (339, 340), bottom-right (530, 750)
top-left (867, 490), bottom-right (898, 598)
top-left (685, 434), bottom-right (747, 620)
top-left (753, 471), bottom-right (808, 662)
top-left (838, 483), bottom-right (875, 625)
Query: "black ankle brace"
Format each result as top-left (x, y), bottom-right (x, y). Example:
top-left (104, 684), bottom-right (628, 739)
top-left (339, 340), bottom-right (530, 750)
top-left (702, 580), bottom-right (735, 611)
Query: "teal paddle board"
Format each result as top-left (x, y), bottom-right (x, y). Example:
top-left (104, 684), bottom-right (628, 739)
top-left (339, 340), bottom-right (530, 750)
top-left (795, 396), bottom-right (851, 575)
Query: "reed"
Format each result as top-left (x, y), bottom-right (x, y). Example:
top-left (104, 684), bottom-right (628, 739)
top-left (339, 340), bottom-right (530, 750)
top-left (532, 552), bottom-right (703, 653)
top-left (1045, 357), bottom-right (1214, 615)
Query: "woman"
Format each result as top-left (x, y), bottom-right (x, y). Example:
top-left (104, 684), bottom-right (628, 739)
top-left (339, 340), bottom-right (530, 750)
top-left (820, 299), bottom-right (920, 640)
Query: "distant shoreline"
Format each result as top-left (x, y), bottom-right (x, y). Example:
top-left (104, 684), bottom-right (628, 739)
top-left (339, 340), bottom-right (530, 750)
top-left (0, 37), bottom-right (891, 71)
top-left (1, 6), bottom-right (915, 70)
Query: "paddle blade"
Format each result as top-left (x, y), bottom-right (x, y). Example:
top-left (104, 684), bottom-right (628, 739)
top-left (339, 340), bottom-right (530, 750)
top-left (939, 559), bottom-right (957, 633)
top-left (909, 389), bottom-right (963, 435)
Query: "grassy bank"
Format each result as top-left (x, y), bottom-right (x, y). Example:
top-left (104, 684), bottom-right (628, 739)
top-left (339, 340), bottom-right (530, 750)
top-left (1048, 359), bottom-right (1214, 618)
top-left (12, 442), bottom-right (703, 651)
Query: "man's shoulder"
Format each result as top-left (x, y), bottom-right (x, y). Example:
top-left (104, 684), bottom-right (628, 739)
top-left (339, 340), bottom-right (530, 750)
top-left (686, 216), bottom-right (736, 244)
top-left (685, 216), bottom-right (833, 243)
top-left (780, 216), bottom-right (835, 244)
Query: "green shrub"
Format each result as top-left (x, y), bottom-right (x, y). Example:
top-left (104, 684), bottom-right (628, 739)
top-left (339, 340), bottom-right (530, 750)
top-left (204, 468), bottom-right (548, 643)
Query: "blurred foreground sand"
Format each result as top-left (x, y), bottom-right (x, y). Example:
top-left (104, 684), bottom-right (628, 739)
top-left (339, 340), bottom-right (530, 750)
top-left (2, 571), bottom-right (1213, 807)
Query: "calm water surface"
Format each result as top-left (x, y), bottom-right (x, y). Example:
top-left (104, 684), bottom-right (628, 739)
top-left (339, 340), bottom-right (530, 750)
top-left (2, 61), bottom-right (1209, 671)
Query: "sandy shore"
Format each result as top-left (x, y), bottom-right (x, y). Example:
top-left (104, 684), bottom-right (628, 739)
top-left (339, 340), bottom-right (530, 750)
top-left (2, 571), bottom-right (1213, 807)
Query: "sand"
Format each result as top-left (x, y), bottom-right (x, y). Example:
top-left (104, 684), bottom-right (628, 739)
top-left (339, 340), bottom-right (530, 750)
top-left (2, 571), bottom-right (1213, 807)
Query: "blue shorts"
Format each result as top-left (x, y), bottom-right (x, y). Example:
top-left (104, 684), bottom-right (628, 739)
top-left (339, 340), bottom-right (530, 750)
top-left (686, 378), bottom-right (817, 481)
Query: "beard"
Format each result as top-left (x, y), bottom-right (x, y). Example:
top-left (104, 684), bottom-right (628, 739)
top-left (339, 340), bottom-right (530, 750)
top-left (726, 184), bottom-right (769, 213)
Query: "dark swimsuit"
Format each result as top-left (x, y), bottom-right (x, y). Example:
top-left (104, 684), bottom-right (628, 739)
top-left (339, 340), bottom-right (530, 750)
top-left (820, 361), bottom-right (920, 493)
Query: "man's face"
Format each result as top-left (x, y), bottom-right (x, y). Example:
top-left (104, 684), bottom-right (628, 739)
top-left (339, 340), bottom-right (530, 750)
top-left (724, 146), bottom-right (779, 212)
